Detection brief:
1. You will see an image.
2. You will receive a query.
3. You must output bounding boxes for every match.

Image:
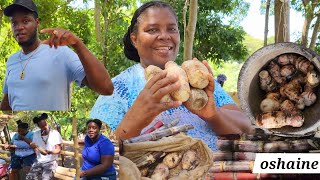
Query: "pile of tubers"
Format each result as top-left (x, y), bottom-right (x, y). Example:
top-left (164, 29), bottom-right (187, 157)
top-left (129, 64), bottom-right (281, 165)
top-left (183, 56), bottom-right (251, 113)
top-left (145, 58), bottom-right (210, 111)
top-left (256, 53), bottom-right (320, 129)
top-left (139, 150), bottom-right (200, 180)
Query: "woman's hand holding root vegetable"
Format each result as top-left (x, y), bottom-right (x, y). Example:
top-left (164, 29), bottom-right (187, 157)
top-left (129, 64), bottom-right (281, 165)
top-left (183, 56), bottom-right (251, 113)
top-left (185, 60), bottom-right (252, 135)
top-left (115, 71), bottom-right (182, 140)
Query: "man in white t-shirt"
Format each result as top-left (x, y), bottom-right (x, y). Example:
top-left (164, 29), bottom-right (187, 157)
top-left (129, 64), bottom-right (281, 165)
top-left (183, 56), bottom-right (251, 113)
top-left (26, 113), bottom-right (62, 180)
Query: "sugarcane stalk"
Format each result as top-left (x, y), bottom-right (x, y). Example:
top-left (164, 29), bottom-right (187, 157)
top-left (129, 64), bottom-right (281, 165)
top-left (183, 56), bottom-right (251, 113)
top-left (72, 118), bottom-right (80, 180)
top-left (212, 152), bottom-right (256, 161)
top-left (134, 151), bottom-right (166, 168)
top-left (154, 118), bottom-right (180, 132)
top-left (123, 124), bottom-right (194, 144)
top-left (217, 139), bottom-right (314, 152)
top-left (142, 121), bottom-right (164, 134)
top-left (204, 172), bottom-right (283, 180)
top-left (208, 161), bottom-right (254, 172)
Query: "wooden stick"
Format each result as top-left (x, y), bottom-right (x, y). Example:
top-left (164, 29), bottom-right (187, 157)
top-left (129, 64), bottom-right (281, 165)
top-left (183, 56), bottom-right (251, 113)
top-left (54, 172), bottom-right (74, 180)
top-left (123, 124), bottom-right (194, 144)
top-left (208, 161), bottom-right (255, 172)
top-left (62, 140), bottom-right (84, 146)
top-left (55, 166), bottom-right (76, 177)
top-left (0, 156), bottom-right (10, 162)
top-left (72, 118), bottom-right (81, 180)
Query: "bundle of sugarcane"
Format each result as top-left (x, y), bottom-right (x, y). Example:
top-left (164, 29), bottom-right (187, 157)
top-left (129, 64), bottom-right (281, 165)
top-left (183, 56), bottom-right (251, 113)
top-left (216, 139), bottom-right (315, 152)
top-left (122, 119), bottom-right (214, 180)
top-left (212, 152), bottom-right (256, 161)
top-left (203, 172), bottom-right (317, 180)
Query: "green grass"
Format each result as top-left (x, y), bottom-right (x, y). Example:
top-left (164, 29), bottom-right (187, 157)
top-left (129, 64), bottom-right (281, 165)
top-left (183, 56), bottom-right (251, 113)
top-left (209, 61), bottom-right (243, 93)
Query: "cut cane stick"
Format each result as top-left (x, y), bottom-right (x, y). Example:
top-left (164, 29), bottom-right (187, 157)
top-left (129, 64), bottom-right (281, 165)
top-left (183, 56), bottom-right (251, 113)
top-left (123, 124), bottom-right (194, 144)
top-left (142, 121), bottom-right (164, 134)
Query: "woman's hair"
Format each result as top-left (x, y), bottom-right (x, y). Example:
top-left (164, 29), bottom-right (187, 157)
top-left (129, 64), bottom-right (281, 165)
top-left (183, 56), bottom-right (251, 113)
top-left (33, 113), bottom-right (48, 125)
top-left (123, 1), bottom-right (177, 62)
top-left (86, 119), bottom-right (102, 129)
top-left (16, 120), bottom-right (29, 129)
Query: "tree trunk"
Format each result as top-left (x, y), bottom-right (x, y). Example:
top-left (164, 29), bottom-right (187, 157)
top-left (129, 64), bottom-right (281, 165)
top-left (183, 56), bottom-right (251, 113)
top-left (72, 118), bottom-right (80, 180)
top-left (183, 0), bottom-right (198, 61)
top-left (264, 0), bottom-right (271, 46)
top-left (309, 12), bottom-right (320, 49)
top-left (102, 0), bottom-right (110, 66)
top-left (94, 0), bottom-right (102, 43)
top-left (274, 0), bottom-right (290, 43)
top-left (301, 0), bottom-right (318, 47)
top-left (183, 0), bottom-right (188, 52)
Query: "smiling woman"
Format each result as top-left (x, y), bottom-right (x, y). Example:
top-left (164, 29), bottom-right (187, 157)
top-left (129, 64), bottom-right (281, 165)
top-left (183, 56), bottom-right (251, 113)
top-left (80, 119), bottom-right (116, 180)
top-left (90, 1), bottom-right (251, 151)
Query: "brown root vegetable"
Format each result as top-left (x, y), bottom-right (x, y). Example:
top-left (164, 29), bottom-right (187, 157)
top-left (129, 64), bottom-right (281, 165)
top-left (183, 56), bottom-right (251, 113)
top-left (165, 61), bottom-right (190, 102)
top-left (183, 88), bottom-right (208, 111)
top-left (280, 100), bottom-right (296, 114)
top-left (293, 57), bottom-right (314, 74)
top-left (286, 113), bottom-right (305, 127)
top-left (151, 163), bottom-right (169, 180)
top-left (260, 98), bottom-right (280, 113)
top-left (256, 111), bottom-right (304, 129)
top-left (259, 70), bottom-right (277, 92)
top-left (266, 92), bottom-right (281, 101)
top-left (181, 58), bottom-right (210, 89)
top-left (145, 65), bottom-right (163, 81)
top-left (306, 70), bottom-right (320, 89)
top-left (277, 54), bottom-right (291, 65)
top-left (168, 163), bottom-right (183, 178)
top-left (163, 152), bottom-right (183, 169)
top-left (181, 150), bottom-right (199, 170)
top-left (268, 61), bottom-right (285, 84)
top-left (280, 65), bottom-right (295, 78)
top-left (301, 91), bottom-right (317, 106)
top-left (256, 111), bottom-right (286, 129)
top-left (145, 65), bottom-right (173, 103)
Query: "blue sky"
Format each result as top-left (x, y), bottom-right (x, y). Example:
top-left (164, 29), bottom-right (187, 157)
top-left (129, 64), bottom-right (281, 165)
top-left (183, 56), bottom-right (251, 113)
top-left (241, 0), bottom-right (304, 40)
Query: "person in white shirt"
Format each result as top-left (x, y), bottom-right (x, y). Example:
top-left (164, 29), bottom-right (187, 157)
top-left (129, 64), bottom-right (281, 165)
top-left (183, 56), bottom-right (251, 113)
top-left (26, 113), bottom-right (62, 180)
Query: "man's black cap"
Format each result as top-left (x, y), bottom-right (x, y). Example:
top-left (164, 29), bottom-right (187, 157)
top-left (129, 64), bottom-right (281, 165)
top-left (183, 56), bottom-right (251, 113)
top-left (4, 0), bottom-right (38, 17)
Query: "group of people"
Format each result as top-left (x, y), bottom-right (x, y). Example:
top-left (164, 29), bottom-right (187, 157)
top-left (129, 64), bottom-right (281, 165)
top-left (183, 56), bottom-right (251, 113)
top-left (5, 113), bottom-right (116, 180)
top-left (1, 0), bottom-right (252, 179)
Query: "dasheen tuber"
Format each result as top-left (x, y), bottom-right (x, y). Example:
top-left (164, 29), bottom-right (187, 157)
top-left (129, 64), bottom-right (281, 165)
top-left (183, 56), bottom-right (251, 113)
top-left (181, 58), bottom-right (209, 89)
top-left (163, 152), bottom-right (183, 169)
top-left (151, 163), bottom-right (169, 180)
top-left (145, 65), bottom-right (173, 103)
top-left (181, 150), bottom-right (199, 170)
top-left (184, 88), bottom-right (208, 111)
top-left (165, 61), bottom-right (190, 102)
top-left (257, 53), bottom-right (319, 129)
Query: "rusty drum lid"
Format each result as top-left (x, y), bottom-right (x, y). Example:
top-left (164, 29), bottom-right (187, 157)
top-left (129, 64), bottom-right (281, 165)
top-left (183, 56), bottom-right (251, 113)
top-left (238, 42), bottom-right (320, 137)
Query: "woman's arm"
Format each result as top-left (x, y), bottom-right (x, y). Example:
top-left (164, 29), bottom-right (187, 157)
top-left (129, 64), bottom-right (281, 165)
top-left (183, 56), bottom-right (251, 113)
top-left (115, 71), bottom-right (181, 140)
top-left (81, 155), bottom-right (114, 177)
top-left (19, 135), bottom-right (32, 145)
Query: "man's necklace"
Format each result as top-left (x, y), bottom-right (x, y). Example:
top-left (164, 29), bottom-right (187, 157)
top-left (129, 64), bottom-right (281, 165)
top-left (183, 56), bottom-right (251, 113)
top-left (19, 44), bottom-right (41, 80)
